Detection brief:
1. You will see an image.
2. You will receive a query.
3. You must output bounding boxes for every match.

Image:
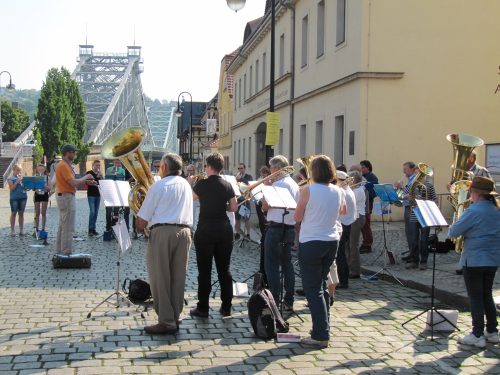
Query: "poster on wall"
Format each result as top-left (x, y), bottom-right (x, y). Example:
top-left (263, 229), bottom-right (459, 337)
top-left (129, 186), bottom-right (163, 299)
top-left (486, 143), bottom-right (500, 176)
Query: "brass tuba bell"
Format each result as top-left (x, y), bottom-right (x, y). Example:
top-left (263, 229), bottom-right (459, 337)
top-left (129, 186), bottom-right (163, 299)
top-left (101, 127), bottom-right (155, 215)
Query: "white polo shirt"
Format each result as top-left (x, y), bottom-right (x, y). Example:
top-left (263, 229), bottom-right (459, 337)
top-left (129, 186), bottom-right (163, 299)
top-left (339, 186), bottom-right (357, 226)
top-left (352, 186), bottom-right (366, 217)
top-left (138, 175), bottom-right (193, 226)
top-left (266, 175), bottom-right (300, 226)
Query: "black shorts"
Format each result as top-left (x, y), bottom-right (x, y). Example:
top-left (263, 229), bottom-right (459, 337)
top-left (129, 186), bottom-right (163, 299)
top-left (34, 193), bottom-right (49, 203)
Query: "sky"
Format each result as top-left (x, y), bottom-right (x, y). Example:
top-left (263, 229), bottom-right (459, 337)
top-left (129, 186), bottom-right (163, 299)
top-left (1, 0), bottom-right (267, 102)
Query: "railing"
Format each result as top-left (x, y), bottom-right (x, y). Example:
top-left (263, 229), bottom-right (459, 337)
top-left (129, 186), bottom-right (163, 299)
top-left (2, 144), bottom-right (34, 183)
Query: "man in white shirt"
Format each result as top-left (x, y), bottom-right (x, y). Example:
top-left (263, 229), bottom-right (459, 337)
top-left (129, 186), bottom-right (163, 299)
top-left (136, 153), bottom-right (193, 335)
top-left (348, 171), bottom-right (366, 278)
top-left (336, 171), bottom-right (357, 288)
top-left (261, 155), bottom-right (300, 310)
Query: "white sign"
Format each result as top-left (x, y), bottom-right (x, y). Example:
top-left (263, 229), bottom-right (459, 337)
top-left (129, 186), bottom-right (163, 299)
top-left (206, 119), bottom-right (217, 136)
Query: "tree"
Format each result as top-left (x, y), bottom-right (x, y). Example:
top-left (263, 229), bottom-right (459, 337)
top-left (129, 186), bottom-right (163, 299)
top-left (1, 101), bottom-right (30, 142)
top-left (35, 67), bottom-right (87, 163)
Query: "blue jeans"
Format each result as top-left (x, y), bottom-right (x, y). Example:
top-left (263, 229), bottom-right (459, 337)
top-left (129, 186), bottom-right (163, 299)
top-left (87, 196), bottom-right (100, 231)
top-left (463, 266), bottom-right (498, 337)
top-left (10, 198), bottom-right (27, 213)
top-left (299, 240), bottom-right (338, 341)
top-left (264, 226), bottom-right (295, 306)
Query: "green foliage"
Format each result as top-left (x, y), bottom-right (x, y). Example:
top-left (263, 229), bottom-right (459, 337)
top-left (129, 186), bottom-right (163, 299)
top-left (35, 67), bottom-right (87, 163)
top-left (0, 101), bottom-right (30, 142)
top-left (2, 89), bottom-right (40, 120)
top-left (32, 126), bottom-right (44, 165)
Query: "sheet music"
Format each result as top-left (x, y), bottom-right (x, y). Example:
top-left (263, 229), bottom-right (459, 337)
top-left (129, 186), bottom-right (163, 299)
top-left (99, 180), bottom-right (131, 207)
top-left (414, 200), bottom-right (448, 228)
top-left (112, 221), bottom-right (132, 254)
top-left (373, 184), bottom-right (401, 203)
top-left (261, 186), bottom-right (297, 209)
top-left (247, 180), bottom-right (264, 201)
top-left (221, 175), bottom-right (241, 196)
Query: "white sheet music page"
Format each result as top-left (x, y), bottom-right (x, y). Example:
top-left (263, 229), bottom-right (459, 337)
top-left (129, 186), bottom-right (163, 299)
top-left (99, 180), bottom-right (131, 207)
top-left (221, 175), bottom-right (241, 196)
top-left (261, 186), bottom-right (297, 210)
top-left (112, 221), bottom-right (132, 254)
top-left (415, 199), bottom-right (448, 227)
top-left (247, 180), bottom-right (264, 201)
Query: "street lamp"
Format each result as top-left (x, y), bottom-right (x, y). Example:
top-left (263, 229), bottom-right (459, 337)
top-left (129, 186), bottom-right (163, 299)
top-left (226, 0), bottom-right (277, 164)
top-left (0, 71), bottom-right (16, 157)
top-left (175, 91), bottom-right (193, 162)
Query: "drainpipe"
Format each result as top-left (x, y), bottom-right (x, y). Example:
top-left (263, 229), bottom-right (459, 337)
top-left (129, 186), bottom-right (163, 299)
top-left (283, 0), bottom-right (296, 162)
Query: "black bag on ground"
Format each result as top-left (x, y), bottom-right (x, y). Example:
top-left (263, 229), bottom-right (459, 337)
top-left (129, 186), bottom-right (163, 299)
top-left (122, 278), bottom-right (152, 302)
top-left (428, 234), bottom-right (453, 253)
top-left (248, 288), bottom-right (289, 340)
top-left (52, 254), bottom-right (91, 269)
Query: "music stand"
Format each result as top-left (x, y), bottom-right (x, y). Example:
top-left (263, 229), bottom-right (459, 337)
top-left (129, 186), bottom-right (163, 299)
top-left (402, 200), bottom-right (459, 340)
top-left (261, 185), bottom-right (303, 322)
top-left (370, 184), bottom-right (403, 286)
top-left (87, 180), bottom-right (143, 319)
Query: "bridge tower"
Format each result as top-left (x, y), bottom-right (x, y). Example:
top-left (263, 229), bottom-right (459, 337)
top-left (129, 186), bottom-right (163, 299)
top-left (73, 45), bottom-right (154, 147)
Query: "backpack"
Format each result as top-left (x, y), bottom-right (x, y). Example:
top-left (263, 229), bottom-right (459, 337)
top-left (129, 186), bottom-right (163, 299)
top-left (248, 288), bottom-right (289, 340)
top-left (122, 278), bottom-right (152, 302)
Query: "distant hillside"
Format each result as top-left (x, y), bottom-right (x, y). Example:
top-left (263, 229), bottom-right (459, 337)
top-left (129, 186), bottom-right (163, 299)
top-left (1, 89), bottom-right (40, 121)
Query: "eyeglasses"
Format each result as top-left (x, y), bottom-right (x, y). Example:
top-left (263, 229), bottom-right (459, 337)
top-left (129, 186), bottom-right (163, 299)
top-left (238, 167), bottom-right (244, 170)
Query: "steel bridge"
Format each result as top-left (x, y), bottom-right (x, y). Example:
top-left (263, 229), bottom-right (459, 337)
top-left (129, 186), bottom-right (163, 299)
top-left (72, 45), bottom-right (159, 149)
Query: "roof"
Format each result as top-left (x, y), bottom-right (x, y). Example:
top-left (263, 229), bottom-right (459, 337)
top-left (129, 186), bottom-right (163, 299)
top-left (243, 17), bottom-right (264, 44)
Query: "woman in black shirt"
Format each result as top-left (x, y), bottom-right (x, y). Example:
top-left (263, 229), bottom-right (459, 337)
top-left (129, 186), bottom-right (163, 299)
top-left (190, 153), bottom-right (237, 318)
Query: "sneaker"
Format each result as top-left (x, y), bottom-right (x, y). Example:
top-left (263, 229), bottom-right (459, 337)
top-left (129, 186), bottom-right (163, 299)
top-left (301, 336), bottom-right (329, 348)
top-left (219, 306), bottom-right (231, 317)
top-left (419, 262), bottom-right (428, 271)
top-left (283, 302), bottom-right (294, 312)
top-left (234, 233), bottom-right (241, 240)
top-left (406, 262), bottom-right (418, 270)
top-left (484, 330), bottom-right (500, 343)
top-left (458, 333), bottom-right (486, 348)
top-left (189, 308), bottom-right (209, 318)
top-left (88, 230), bottom-right (95, 237)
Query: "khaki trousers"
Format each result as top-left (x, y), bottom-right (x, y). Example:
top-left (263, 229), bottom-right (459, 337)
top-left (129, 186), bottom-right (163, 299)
top-left (56, 193), bottom-right (76, 254)
top-left (147, 226), bottom-right (192, 327)
top-left (348, 215), bottom-right (366, 276)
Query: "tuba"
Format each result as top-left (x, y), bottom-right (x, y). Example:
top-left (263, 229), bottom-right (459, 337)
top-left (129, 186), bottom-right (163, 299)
top-left (446, 133), bottom-right (484, 252)
top-left (102, 127), bottom-right (155, 215)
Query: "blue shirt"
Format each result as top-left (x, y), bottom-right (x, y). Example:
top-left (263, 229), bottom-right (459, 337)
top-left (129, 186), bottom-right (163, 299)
top-left (362, 171), bottom-right (379, 200)
top-left (9, 176), bottom-right (27, 200)
top-left (448, 200), bottom-right (500, 267)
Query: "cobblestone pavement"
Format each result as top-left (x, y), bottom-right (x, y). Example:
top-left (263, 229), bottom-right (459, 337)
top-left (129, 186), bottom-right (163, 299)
top-left (0, 191), bottom-right (499, 374)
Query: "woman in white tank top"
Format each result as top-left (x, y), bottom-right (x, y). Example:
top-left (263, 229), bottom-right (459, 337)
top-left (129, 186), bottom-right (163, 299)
top-left (294, 155), bottom-right (345, 347)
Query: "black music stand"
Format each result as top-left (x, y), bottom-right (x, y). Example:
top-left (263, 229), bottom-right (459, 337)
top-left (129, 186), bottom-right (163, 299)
top-left (369, 184), bottom-right (403, 286)
top-left (87, 180), bottom-right (144, 319)
top-left (261, 185), bottom-right (303, 322)
top-left (402, 200), bottom-right (459, 340)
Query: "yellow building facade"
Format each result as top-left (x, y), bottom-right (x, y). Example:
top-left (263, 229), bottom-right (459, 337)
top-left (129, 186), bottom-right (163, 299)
top-left (226, 0), bottom-right (500, 216)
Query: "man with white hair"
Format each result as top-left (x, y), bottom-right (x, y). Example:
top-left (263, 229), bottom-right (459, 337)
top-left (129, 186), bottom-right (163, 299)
top-left (261, 155), bottom-right (300, 310)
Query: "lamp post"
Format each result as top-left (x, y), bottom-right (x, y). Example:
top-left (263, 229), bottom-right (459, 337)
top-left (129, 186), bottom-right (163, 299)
top-left (175, 91), bottom-right (193, 162)
top-left (227, 0), bottom-right (276, 163)
top-left (0, 71), bottom-right (16, 157)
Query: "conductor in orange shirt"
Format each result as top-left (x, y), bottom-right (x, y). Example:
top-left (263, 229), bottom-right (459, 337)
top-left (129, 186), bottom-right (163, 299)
top-left (54, 144), bottom-right (94, 255)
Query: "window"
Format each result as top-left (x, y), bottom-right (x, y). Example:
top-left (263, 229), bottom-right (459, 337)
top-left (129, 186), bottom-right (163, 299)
top-left (243, 138), bottom-right (246, 165)
top-left (238, 139), bottom-right (241, 163)
top-left (349, 130), bottom-right (355, 155)
top-left (279, 34), bottom-right (285, 76)
top-left (234, 83), bottom-right (237, 111)
top-left (315, 121), bottom-right (323, 154)
top-left (300, 124), bottom-right (307, 156)
top-left (248, 137), bottom-right (252, 167)
top-left (249, 65), bottom-right (253, 97)
top-left (301, 15), bottom-right (309, 68)
top-left (233, 141), bottom-right (236, 166)
top-left (224, 112), bottom-right (228, 134)
top-left (317, 1), bottom-right (325, 57)
top-left (238, 78), bottom-right (242, 108)
top-left (263, 52), bottom-right (267, 87)
top-left (336, 0), bottom-right (346, 46)
top-left (243, 74), bottom-right (247, 101)
top-left (255, 59), bottom-right (259, 92)
top-left (334, 116), bottom-right (344, 164)
top-left (279, 129), bottom-right (284, 155)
